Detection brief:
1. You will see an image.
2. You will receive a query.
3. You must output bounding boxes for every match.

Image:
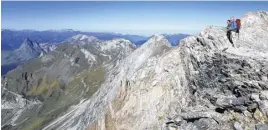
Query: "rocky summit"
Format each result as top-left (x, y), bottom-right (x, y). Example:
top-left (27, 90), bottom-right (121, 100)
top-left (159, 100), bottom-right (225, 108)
top-left (2, 11), bottom-right (268, 130)
top-left (2, 39), bottom-right (46, 66)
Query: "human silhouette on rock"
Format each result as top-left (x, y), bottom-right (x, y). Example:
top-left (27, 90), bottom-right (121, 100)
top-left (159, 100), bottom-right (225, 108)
top-left (226, 16), bottom-right (241, 47)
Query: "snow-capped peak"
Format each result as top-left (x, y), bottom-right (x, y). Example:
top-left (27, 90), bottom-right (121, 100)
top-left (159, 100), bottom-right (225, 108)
top-left (72, 34), bottom-right (98, 41)
top-left (99, 38), bottom-right (136, 51)
top-left (110, 38), bottom-right (133, 46)
top-left (63, 34), bottom-right (99, 44)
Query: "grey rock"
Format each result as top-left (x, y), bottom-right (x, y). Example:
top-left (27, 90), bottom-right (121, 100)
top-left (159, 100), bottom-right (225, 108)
top-left (193, 118), bottom-right (219, 130)
top-left (255, 124), bottom-right (268, 130)
top-left (180, 111), bottom-right (221, 123)
top-left (174, 116), bottom-right (183, 126)
top-left (166, 122), bottom-right (178, 130)
top-left (215, 96), bottom-right (251, 112)
top-left (260, 91), bottom-right (268, 100)
top-left (251, 93), bottom-right (261, 102)
top-left (258, 100), bottom-right (268, 116)
top-left (233, 122), bottom-right (243, 130)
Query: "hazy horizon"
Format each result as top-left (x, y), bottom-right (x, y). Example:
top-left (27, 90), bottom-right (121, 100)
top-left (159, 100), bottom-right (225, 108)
top-left (2, 1), bottom-right (268, 36)
top-left (1, 28), bottom-right (193, 37)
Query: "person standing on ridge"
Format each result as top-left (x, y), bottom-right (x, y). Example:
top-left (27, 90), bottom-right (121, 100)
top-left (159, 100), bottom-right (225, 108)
top-left (226, 16), bottom-right (237, 47)
top-left (226, 20), bottom-right (231, 32)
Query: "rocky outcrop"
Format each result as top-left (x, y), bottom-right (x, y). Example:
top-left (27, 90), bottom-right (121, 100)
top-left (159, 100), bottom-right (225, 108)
top-left (39, 43), bottom-right (57, 54)
top-left (42, 11), bottom-right (268, 130)
top-left (165, 11), bottom-right (268, 130)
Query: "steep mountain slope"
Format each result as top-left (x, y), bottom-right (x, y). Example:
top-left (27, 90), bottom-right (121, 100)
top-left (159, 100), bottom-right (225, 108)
top-left (39, 43), bottom-right (57, 54)
top-left (42, 34), bottom-right (172, 130)
top-left (41, 11), bottom-right (268, 130)
top-left (1, 36), bottom-right (136, 130)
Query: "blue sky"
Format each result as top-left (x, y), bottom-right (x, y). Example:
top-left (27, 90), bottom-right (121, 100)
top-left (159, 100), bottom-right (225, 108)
top-left (2, 1), bottom-right (268, 36)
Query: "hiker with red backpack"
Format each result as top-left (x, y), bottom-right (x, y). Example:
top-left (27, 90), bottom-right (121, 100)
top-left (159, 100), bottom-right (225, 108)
top-left (226, 16), bottom-right (241, 47)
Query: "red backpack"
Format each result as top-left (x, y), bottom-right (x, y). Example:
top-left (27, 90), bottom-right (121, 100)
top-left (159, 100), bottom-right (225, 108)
top-left (236, 19), bottom-right (241, 30)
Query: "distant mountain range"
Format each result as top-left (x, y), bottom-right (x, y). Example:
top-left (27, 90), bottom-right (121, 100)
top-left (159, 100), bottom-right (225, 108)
top-left (1, 29), bottom-right (189, 50)
top-left (1, 29), bottom-right (147, 50)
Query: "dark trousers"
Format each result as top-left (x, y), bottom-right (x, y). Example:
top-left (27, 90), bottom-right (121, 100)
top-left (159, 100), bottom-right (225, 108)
top-left (227, 30), bottom-right (233, 43)
top-left (227, 30), bottom-right (235, 47)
